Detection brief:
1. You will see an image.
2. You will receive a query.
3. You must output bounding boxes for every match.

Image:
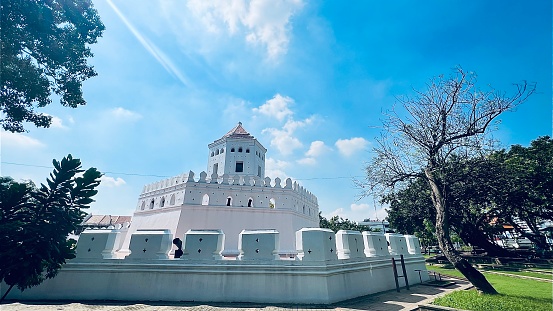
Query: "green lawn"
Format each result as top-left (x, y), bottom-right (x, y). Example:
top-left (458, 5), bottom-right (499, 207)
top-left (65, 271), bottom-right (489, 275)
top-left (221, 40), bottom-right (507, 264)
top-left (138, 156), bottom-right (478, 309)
top-left (427, 265), bottom-right (553, 311)
top-left (484, 269), bottom-right (552, 280)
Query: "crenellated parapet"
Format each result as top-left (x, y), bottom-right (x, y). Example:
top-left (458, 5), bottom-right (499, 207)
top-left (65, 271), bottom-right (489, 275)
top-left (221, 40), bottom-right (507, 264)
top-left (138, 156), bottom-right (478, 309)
top-left (135, 170), bottom-right (319, 219)
top-left (76, 228), bottom-right (423, 262)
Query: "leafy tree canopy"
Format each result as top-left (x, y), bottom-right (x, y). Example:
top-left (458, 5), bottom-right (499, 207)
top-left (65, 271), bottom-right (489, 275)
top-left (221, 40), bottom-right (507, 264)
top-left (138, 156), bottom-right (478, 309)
top-left (1, 0), bottom-right (104, 132)
top-left (0, 155), bottom-right (102, 302)
top-left (383, 136), bottom-right (553, 255)
top-left (319, 213), bottom-right (372, 233)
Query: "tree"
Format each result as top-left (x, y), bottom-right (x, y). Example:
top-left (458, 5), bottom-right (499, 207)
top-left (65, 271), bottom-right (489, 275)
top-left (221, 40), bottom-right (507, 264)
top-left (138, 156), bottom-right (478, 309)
top-left (319, 213), bottom-right (372, 233)
top-left (384, 157), bottom-right (517, 257)
top-left (361, 67), bottom-right (534, 294)
top-left (0, 155), bottom-right (102, 302)
top-left (1, 0), bottom-right (105, 133)
top-left (385, 138), bottom-right (553, 256)
top-left (491, 136), bottom-right (553, 250)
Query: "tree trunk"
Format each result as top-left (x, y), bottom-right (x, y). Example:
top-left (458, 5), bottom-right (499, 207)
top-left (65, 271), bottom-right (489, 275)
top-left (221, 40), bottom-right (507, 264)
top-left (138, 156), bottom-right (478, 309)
top-left (459, 226), bottom-right (518, 257)
top-left (0, 284), bottom-right (15, 303)
top-left (425, 168), bottom-right (498, 294)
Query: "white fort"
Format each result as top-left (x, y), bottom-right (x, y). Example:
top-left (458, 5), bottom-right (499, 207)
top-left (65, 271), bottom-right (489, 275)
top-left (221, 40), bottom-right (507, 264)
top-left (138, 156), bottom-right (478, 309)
top-left (122, 123), bottom-right (319, 256)
top-left (1, 123), bottom-right (429, 304)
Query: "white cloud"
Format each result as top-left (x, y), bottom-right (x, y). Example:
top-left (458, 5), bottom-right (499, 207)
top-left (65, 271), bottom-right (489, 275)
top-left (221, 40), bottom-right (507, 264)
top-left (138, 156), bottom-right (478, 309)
top-left (297, 141), bottom-right (330, 165)
top-left (264, 157), bottom-right (290, 179)
top-left (351, 203), bottom-right (370, 212)
top-left (100, 176), bottom-right (127, 188)
top-left (261, 107), bottom-right (315, 155)
top-left (324, 208), bottom-right (345, 219)
top-left (335, 137), bottom-right (369, 157)
top-left (186, 0), bottom-right (303, 59)
top-left (110, 107), bottom-right (142, 121)
top-left (306, 140), bottom-right (329, 157)
top-left (263, 127), bottom-right (302, 155)
top-left (253, 94), bottom-right (293, 121)
top-left (45, 115), bottom-right (66, 129)
top-left (297, 157), bottom-right (316, 165)
top-left (0, 131), bottom-right (45, 149)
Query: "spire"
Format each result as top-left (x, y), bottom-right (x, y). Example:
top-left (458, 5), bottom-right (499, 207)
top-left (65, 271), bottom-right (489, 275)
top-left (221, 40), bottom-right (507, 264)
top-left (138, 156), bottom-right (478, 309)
top-left (222, 122), bottom-right (253, 139)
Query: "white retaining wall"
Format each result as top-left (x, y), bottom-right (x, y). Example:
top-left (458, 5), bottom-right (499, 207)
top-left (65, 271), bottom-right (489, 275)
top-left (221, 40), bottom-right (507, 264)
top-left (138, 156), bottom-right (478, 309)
top-left (1, 229), bottom-right (428, 304)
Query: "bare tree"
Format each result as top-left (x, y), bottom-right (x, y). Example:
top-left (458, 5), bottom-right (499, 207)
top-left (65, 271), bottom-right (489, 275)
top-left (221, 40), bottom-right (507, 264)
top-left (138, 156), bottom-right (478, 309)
top-left (361, 67), bottom-right (535, 294)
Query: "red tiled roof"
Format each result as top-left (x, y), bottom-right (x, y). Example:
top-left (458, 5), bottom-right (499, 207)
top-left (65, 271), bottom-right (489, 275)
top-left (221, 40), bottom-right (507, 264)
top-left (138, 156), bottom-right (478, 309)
top-left (222, 122), bottom-right (253, 139)
top-left (82, 215), bottom-right (131, 227)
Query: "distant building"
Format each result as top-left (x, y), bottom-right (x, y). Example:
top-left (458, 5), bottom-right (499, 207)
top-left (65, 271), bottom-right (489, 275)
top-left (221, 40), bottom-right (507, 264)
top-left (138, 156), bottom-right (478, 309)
top-left (359, 219), bottom-right (391, 233)
top-left (81, 214), bottom-right (132, 230)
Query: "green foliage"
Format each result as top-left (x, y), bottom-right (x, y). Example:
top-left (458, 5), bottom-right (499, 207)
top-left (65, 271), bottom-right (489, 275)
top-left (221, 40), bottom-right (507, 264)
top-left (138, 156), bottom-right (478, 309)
top-left (492, 136), bottom-right (553, 249)
top-left (319, 212), bottom-right (372, 233)
top-left (383, 137), bottom-right (553, 254)
top-left (0, 155), bottom-right (101, 299)
top-left (0, 0), bottom-right (105, 132)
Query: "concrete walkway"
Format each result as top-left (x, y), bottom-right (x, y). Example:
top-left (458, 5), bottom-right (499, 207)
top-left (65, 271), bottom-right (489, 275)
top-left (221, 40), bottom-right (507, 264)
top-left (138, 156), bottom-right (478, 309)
top-left (1, 278), bottom-right (472, 311)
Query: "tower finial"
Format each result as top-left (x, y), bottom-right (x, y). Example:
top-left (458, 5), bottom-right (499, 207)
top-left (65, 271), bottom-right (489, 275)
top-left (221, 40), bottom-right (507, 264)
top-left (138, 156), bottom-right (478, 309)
top-left (238, 121), bottom-right (242, 126)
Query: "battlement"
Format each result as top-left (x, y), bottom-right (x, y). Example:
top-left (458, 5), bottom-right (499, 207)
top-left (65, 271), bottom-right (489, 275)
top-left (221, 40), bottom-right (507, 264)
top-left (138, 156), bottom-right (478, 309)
top-left (136, 170), bottom-right (319, 216)
top-left (142, 171), bottom-right (316, 201)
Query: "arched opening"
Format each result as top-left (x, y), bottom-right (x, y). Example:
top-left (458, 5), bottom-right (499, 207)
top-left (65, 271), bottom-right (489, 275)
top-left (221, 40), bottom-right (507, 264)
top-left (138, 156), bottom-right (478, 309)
top-left (221, 148), bottom-right (224, 153)
top-left (216, 149), bottom-right (220, 155)
top-left (231, 148), bottom-right (235, 152)
top-left (302, 205), bottom-right (305, 214)
top-left (201, 194), bottom-right (209, 205)
top-left (160, 197), bottom-right (165, 207)
top-left (238, 147), bottom-right (243, 152)
top-left (226, 196), bottom-right (232, 206)
top-left (247, 198), bottom-right (253, 207)
top-left (246, 149), bottom-right (250, 153)
top-left (150, 199), bottom-right (155, 209)
top-left (269, 198), bottom-right (276, 209)
top-left (211, 152), bottom-right (214, 157)
top-left (170, 194), bottom-right (175, 205)
top-left (141, 201), bottom-right (145, 210)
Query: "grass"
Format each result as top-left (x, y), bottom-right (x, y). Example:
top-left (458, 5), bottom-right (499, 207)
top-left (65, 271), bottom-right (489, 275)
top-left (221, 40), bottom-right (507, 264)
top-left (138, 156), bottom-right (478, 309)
top-left (427, 264), bottom-right (553, 280)
top-left (484, 269), bottom-right (552, 280)
top-left (427, 265), bottom-right (553, 311)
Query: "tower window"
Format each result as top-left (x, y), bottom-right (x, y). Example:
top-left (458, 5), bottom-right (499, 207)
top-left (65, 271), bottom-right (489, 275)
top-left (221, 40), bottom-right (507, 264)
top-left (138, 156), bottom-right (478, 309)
top-left (246, 149), bottom-right (250, 153)
top-left (211, 152), bottom-right (214, 157)
top-left (231, 148), bottom-right (235, 152)
top-left (238, 147), bottom-right (243, 152)
top-left (215, 149), bottom-right (219, 155)
top-left (221, 148), bottom-right (224, 153)
top-left (235, 162), bottom-right (243, 172)
top-left (213, 163), bottom-right (218, 175)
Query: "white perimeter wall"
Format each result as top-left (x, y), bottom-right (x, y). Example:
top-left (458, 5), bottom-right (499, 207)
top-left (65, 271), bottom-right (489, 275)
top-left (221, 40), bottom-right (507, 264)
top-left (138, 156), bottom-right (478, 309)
top-left (1, 256), bottom-right (428, 304)
top-left (121, 205), bottom-right (318, 255)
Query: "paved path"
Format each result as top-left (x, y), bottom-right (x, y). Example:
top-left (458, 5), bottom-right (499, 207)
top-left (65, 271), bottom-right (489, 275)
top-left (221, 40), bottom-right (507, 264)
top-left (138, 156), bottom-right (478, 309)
top-left (1, 278), bottom-right (471, 311)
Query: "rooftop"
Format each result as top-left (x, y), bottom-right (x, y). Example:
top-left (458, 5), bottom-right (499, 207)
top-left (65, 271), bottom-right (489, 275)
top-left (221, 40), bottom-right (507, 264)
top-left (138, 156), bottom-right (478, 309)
top-left (222, 122), bottom-right (254, 140)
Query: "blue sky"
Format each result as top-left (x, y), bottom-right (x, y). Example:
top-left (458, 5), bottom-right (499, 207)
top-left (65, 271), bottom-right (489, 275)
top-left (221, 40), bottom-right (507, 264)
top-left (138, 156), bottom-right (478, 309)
top-left (1, 0), bottom-right (551, 222)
